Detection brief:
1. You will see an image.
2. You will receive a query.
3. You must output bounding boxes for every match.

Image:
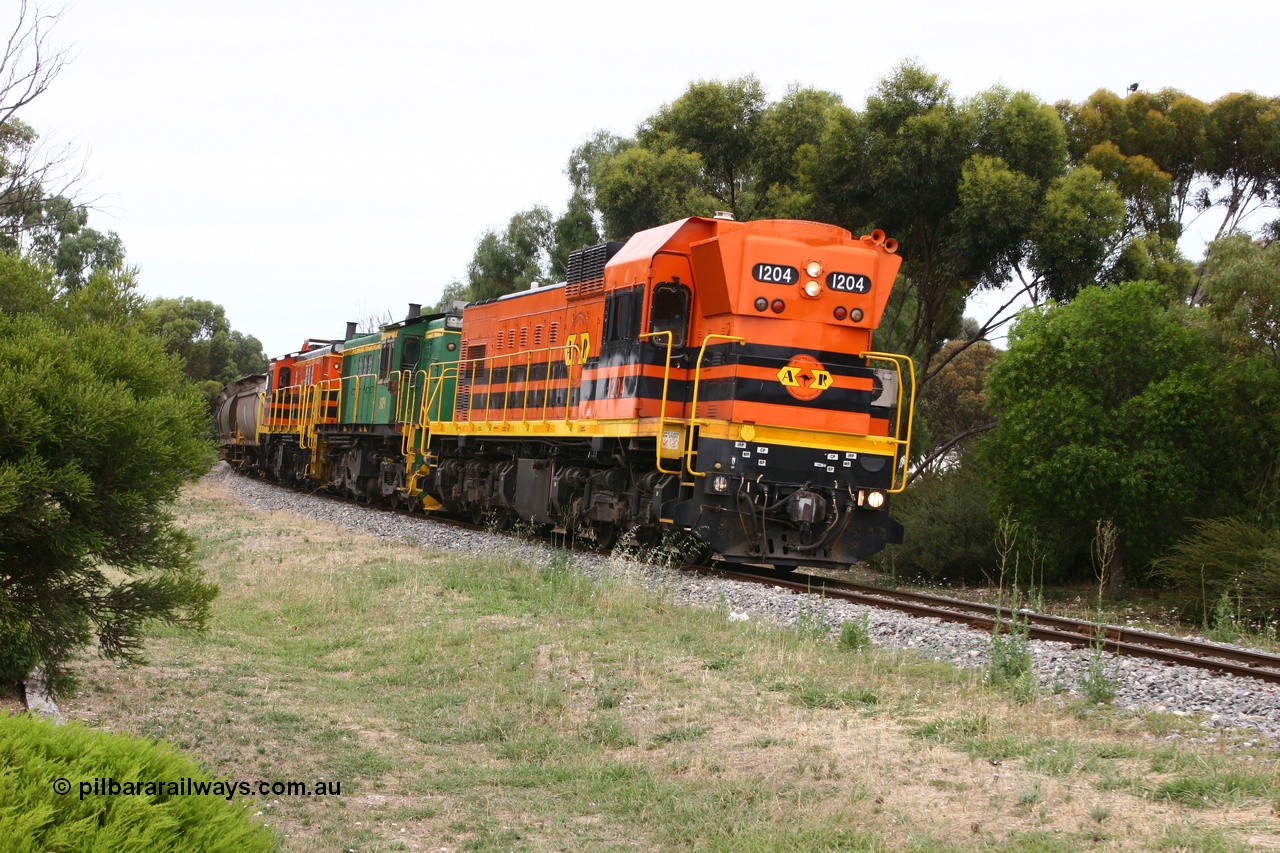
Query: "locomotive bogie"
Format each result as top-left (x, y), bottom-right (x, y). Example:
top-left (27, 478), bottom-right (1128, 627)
top-left (678, 429), bottom-right (903, 566)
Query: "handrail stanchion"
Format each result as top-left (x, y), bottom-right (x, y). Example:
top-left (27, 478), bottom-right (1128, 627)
top-left (563, 338), bottom-right (582, 426)
top-left (858, 351), bottom-right (916, 493)
top-left (638, 330), bottom-right (680, 476)
top-left (686, 334), bottom-right (746, 478)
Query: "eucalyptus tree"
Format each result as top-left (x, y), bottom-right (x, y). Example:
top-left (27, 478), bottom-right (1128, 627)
top-left (1059, 87), bottom-right (1280, 241)
top-left (815, 64), bottom-right (1128, 377)
top-left (580, 78), bottom-right (845, 238)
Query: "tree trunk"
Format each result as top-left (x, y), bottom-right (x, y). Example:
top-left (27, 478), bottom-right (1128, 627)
top-left (1105, 531), bottom-right (1125, 600)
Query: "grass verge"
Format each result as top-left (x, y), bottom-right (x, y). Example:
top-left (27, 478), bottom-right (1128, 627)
top-left (55, 477), bottom-right (1280, 852)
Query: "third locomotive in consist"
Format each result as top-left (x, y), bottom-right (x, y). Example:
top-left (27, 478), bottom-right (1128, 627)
top-left (215, 214), bottom-right (914, 569)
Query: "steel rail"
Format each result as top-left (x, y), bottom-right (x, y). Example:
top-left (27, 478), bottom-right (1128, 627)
top-left (700, 566), bottom-right (1280, 685)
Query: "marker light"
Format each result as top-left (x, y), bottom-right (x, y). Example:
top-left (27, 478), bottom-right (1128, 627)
top-left (771, 299), bottom-right (786, 314)
top-left (754, 297), bottom-right (768, 312)
top-left (806, 261), bottom-right (822, 277)
top-left (803, 280), bottom-right (822, 298)
top-left (833, 306), bottom-right (847, 320)
top-left (850, 308), bottom-right (864, 322)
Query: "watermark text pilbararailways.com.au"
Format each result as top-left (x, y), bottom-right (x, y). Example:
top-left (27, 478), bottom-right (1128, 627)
top-left (53, 776), bottom-right (342, 801)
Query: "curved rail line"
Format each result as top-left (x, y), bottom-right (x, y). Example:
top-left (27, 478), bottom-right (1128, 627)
top-left (229, 470), bottom-right (1280, 685)
top-left (700, 565), bottom-right (1280, 685)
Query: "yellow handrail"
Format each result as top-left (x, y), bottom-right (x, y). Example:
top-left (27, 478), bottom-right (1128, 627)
top-left (638, 330), bottom-right (681, 475)
top-left (563, 337), bottom-right (582, 425)
top-left (415, 362), bottom-right (460, 455)
top-left (399, 369), bottom-right (417, 457)
top-left (541, 345), bottom-right (553, 425)
top-left (457, 342), bottom-right (583, 429)
top-left (254, 390), bottom-right (265, 442)
top-left (413, 366), bottom-right (434, 456)
top-left (686, 333), bottom-right (746, 478)
top-left (858, 350), bottom-right (916, 493)
top-left (501, 353), bottom-right (513, 428)
top-left (299, 384), bottom-right (314, 450)
top-left (520, 350), bottom-right (533, 418)
top-left (342, 371), bottom-right (378, 424)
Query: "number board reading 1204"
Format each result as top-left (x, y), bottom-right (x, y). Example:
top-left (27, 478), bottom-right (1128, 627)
top-left (826, 272), bottom-right (872, 293)
top-left (752, 263), bottom-right (798, 284)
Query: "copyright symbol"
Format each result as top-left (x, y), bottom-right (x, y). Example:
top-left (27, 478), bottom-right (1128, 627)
top-left (53, 778), bottom-right (71, 795)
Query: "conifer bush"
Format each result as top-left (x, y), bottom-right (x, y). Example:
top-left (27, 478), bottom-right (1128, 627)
top-left (0, 256), bottom-right (217, 695)
top-left (0, 713), bottom-right (274, 852)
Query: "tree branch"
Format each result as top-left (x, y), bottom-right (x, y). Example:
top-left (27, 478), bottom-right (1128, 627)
top-left (909, 420), bottom-right (998, 483)
top-left (0, 2), bottom-right (72, 129)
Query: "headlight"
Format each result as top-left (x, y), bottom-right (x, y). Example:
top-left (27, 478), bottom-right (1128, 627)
top-left (803, 280), bottom-right (821, 298)
top-left (866, 490), bottom-right (885, 509)
top-left (711, 474), bottom-right (730, 494)
top-left (806, 261), bottom-right (822, 277)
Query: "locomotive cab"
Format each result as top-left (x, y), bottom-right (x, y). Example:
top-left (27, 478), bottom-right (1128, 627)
top-left (589, 217), bottom-right (913, 565)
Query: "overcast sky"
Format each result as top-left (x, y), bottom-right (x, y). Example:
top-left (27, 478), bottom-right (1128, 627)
top-left (19, 0), bottom-right (1280, 357)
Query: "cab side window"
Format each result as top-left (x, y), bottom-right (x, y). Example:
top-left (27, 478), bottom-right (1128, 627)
top-left (604, 285), bottom-right (643, 343)
top-left (378, 339), bottom-right (394, 381)
top-left (401, 337), bottom-right (421, 370)
top-left (649, 281), bottom-right (690, 348)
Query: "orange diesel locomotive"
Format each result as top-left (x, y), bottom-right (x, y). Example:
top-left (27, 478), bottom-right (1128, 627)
top-left (426, 214), bottom-right (913, 567)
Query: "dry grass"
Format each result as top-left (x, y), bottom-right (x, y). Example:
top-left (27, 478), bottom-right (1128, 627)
top-left (55, 476), bottom-right (1280, 852)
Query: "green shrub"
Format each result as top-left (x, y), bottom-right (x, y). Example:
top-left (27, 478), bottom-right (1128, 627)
top-left (1, 259), bottom-right (218, 697)
top-left (1155, 517), bottom-right (1280, 623)
top-left (1206, 589), bottom-right (1242, 644)
top-left (872, 462), bottom-right (998, 582)
top-left (1080, 631), bottom-right (1119, 705)
top-left (837, 614), bottom-right (872, 651)
top-left (987, 616), bottom-right (1036, 702)
top-left (0, 713), bottom-right (274, 852)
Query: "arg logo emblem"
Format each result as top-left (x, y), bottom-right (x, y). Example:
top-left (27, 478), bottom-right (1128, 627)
top-left (777, 354), bottom-right (833, 401)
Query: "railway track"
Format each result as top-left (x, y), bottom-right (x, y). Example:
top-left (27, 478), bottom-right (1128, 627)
top-left (699, 564), bottom-right (1280, 686)
top-left (232, 470), bottom-right (1280, 685)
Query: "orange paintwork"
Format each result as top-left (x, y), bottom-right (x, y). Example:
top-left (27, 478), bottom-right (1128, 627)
top-left (454, 216), bottom-right (902, 438)
top-left (263, 339), bottom-right (343, 433)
